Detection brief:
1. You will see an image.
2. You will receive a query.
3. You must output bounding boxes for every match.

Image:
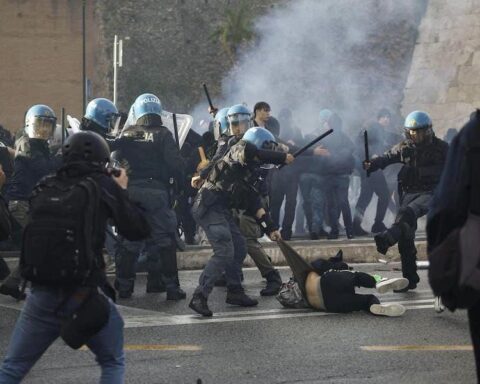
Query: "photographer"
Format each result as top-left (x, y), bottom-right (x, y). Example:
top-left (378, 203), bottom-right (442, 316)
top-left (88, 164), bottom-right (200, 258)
top-left (0, 131), bottom-right (150, 383)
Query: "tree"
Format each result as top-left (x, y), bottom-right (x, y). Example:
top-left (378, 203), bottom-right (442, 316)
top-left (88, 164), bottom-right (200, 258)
top-left (210, 2), bottom-right (255, 64)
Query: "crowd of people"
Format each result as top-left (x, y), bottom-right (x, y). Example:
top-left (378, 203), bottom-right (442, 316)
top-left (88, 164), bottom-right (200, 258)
top-left (0, 93), bottom-right (478, 383)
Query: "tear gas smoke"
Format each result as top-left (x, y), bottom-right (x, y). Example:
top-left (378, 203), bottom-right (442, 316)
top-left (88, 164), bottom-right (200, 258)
top-left (191, 0), bottom-right (426, 137)
top-left (190, 0), bottom-right (426, 232)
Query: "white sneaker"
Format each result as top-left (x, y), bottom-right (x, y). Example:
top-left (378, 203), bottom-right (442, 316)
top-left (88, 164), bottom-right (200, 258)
top-left (376, 278), bottom-right (409, 294)
top-left (434, 296), bottom-right (445, 313)
top-left (370, 303), bottom-right (406, 317)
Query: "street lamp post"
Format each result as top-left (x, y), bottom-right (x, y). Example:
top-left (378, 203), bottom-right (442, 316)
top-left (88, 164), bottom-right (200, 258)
top-left (113, 35), bottom-right (123, 106)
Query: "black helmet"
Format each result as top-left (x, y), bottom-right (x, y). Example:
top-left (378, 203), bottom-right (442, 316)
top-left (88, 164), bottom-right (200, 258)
top-left (62, 131), bottom-right (110, 164)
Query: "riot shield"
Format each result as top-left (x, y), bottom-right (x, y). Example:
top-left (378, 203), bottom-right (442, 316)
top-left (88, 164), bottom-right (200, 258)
top-left (120, 110), bottom-right (192, 149)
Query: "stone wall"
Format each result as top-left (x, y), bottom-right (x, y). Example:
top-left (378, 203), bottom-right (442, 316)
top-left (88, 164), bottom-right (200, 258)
top-left (0, 0), bottom-right (101, 132)
top-left (401, 0), bottom-right (480, 136)
top-left (96, 0), bottom-right (285, 114)
top-left (0, 0), bottom-right (431, 132)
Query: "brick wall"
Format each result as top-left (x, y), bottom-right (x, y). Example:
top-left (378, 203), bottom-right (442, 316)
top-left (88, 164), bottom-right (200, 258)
top-left (0, 0), bottom-right (100, 132)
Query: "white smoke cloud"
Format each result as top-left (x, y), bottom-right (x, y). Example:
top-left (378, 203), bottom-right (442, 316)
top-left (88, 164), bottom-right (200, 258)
top-left (191, 0), bottom-right (425, 137)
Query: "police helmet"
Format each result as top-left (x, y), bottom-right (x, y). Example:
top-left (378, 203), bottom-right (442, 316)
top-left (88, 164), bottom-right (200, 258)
top-left (243, 127), bottom-right (277, 150)
top-left (25, 104), bottom-right (57, 140)
top-left (404, 111), bottom-right (433, 145)
top-left (84, 98), bottom-right (120, 135)
top-left (62, 131), bottom-right (110, 165)
top-left (214, 107), bottom-right (230, 139)
top-left (132, 93), bottom-right (163, 127)
top-left (319, 109), bottom-right (333, 124)
top-left (227, 104), bottom-right (251, 136)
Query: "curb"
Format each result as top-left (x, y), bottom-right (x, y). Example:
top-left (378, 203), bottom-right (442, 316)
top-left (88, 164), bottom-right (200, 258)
top-left (1, 239), bottom-right (427, 272)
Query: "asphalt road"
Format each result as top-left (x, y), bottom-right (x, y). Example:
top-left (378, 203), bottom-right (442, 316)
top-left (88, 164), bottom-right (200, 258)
top-left (0, 266), bottom-right (476, 384)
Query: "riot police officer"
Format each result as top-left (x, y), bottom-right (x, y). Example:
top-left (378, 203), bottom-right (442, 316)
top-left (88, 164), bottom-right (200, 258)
top-left (189, 127), bottom-right (294, 316)
top-left (0, 105), bottom-right (60, 300)
top-left (113, 93), bottom-right (186, 300)
top-left (81, 98), bottom-right (121, 139)
top-left (364, 111), bottom-right (448, 291)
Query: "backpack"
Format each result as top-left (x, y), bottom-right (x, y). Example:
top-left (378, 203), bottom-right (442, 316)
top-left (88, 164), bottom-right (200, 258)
top-left (20, 176), bottom-right (101, 286)
top-left (276, 277), bottom-right (310, 309)
top-left (428, 214), bottom-right (480, 312)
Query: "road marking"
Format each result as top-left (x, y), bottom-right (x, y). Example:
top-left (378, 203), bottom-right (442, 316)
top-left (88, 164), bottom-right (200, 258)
top-left (123, 301), bottom-right (435, 328)
top-left (0, 295), bottom-right (437, 328)
top-left (81, 344), bottom-right (201, 351)
top-left (361, 345), bottom-right (473, 351)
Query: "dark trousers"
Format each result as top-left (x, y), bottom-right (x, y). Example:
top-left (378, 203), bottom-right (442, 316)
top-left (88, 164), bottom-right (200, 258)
top-left (321, 270), bottom-right (379, 313)
top-left (193, 201), bottom-right (246, 297)
top-left (468, 300), bottom-right (480, 382)
top-left (395, 192), bottom-right (431, 283)
top-left (355, 170), bottom-right (390, 224)
top-left (115, 181), bottom-right (179, 292)
top-left (269, 168), bottom-right (299, 234)
top-left (325, 175), bottom-right (353, 235)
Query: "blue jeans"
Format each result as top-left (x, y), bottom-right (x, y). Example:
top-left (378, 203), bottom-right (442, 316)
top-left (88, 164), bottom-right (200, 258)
top-left (0, 287), bottom-right (125, 384)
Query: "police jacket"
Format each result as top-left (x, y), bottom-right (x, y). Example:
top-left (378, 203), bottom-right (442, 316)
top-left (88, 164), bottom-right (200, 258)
top-left (427, 113), bottom-right (480, 251)
top-left (199, 134), bottom-right (235, 180)
top-left (202, 140), bottom-right (286, 216)
top-left (55, 162), bottom-right (150, 282)
top-left (4, 136), bottom-right (61, 202)
top-left (369, 136), bottom-right (448, 194)
top-left (113, 126), bottom-right (185, 187)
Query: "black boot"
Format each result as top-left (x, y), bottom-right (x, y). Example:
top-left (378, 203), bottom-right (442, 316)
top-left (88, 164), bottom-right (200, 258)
top-left (260, 270), bottom-right (282, 296)
top-left (353, 218), bottom-right (368, 237)
top-left (0, 257), bottom-right (10, 281)
top-left (0, 284), bottom-right (26, 301)
top-left (189, 292), bottom-right (213, 317)
top-left (167, 287), bottom-right (186, 301)
top-left (226, 291), bottom-right (258, 307)
top-left (146, 277), bottom-right (166, 293)
top-left (374, 225), bottom-right (402, 255)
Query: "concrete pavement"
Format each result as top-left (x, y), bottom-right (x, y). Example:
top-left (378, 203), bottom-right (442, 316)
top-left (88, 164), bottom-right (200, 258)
top-left (0, 266), bottom-right (475, 384)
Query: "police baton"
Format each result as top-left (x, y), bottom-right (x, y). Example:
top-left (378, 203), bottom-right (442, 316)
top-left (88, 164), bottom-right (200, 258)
top-left (202, 83), bottom-right (214, 110)
top-left (364, 129), bottom-right (370, 177)
top-left (172, 113), bottom-right (180, 150)
top-left (278, 128), bottom-right (334, 169)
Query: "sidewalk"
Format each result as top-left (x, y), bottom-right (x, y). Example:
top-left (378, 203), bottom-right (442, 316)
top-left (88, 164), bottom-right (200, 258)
top-left (1, 236), bottom-right (427, 271)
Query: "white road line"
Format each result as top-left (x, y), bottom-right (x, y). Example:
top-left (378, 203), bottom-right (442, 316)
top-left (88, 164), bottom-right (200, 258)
top-left (0, 296), bottom-right (436, 329)
top-left (123, 300), bottom-right (435, 328)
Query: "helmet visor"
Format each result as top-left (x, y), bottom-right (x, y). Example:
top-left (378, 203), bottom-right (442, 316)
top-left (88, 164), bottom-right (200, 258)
top-left (28, 117), bottom-right (56, 139)
top-left (407, 128), bottom-right (431, 145)
top-left (230, 120), bottom-right (250, 137)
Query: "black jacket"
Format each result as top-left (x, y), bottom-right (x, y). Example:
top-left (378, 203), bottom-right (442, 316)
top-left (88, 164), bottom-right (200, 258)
top-left (56, 163), bottom-right (150, 273)
top-left (114, 127), bottom-right (185, 187)
top-left (370, 136), bottom-right (449, 194)
top-left (4, 137), bottom-right (61, 202)
top-left (427, 115), bottom-right (480, 251)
